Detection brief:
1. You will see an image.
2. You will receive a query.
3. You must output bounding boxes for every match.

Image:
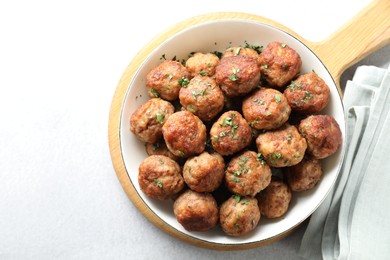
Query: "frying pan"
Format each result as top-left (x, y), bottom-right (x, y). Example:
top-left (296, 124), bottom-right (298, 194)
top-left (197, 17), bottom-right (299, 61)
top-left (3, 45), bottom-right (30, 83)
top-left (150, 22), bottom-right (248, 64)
top-left (108, 0), bottom-right (389, 250)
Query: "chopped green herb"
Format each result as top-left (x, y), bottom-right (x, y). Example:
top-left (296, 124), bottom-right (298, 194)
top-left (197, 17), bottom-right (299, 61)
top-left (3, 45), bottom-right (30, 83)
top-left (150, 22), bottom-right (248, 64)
top-left (275, 94), bottom-right (281, 103)
top-left (178, 77), bottom-right (190, 87)
top-left (281, 43), bottom-right (287, 48)
top-left (192, 88), bottom-right (209, 100)
top-left (229, 67), bottom-right (240, 81)
top-left (232, 177), bottom-right (240, 183)
top-left (282, 64), bottom-right (288, 71)
top-left (187, 104), bottom-right (195, 113)
top-left (239, 156), bottom-right (248, 163)
top-left (272, 152), bottom-right (283, 159)
top-left (234, 47), bottom-right (241, 56)
top-left (287, 134), bottom-right (293, 141)
top-left (177, 150), bottom-right (185, 156)
top-left (244, 41), bottom-right (263, 53)
top-left (220, 117), bottom-right (233, 127)
top-left (213, 135), bottom-right (219, 142)
top-left (156, 113), bottom-right (165, 124)
top-left (198, 71), bottom-right (207, 76)
top-left (233, 170), bottom-right (242, 176)
top-left (262, 64), bottom-right (268, 69)
top-left (167, 73), bottom-right (173, 82)
top-left (153, 179), bottom-right (163, 188)
top-left (266, 111), bottom-right (272, 116)
top-left (289, 81), bottom-right (301, 92)
top-left (211, 51), bottom-right (223, 59)
top-left (256, 153), bottom-right (266, 166)
top-left (240, 200), bottom-right (249, 205)
top-left (233, 195), bottom-right (241, 202)
top-left (302, 91), bottom-right (314, 102)
top-left (150, 88), bottom-right (159, 98)
top-left (219, 131), bottom-right (226, 137)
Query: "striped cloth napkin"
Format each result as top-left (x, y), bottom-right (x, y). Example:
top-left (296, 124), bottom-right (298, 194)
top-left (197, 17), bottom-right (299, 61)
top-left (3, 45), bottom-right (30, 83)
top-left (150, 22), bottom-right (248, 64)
top-left (299, 65), bottom-right (390, 260)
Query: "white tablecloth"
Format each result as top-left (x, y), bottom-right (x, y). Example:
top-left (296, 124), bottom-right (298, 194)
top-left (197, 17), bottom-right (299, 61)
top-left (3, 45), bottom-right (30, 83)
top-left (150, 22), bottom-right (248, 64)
top-left (1, 0), bottom-right (388, 259)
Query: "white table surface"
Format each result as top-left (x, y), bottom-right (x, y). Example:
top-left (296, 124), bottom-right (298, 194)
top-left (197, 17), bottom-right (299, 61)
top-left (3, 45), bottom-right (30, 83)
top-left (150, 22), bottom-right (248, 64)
top-left (1, 0), bottom-right (389, 259)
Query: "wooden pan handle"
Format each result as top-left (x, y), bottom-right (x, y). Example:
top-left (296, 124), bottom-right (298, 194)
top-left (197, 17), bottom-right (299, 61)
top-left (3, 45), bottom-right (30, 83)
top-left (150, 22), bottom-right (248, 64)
top-left (308, 0), bottom-right (390, 88)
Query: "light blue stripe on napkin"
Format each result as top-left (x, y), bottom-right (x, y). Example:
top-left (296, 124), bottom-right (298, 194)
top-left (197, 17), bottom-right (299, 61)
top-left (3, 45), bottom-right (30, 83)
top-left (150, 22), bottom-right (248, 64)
top-left (300, 65), bottom-right (390, 260)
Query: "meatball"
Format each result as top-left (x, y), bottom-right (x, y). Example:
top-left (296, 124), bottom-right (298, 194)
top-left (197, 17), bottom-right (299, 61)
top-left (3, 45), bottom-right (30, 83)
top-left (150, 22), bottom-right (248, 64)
top-left (130, 98), bottom-right (175, 143)
top-left (162, 111), bottom-right (207, 158)
top-left (185, 52), bottom-right (220, 78)
top-left (183, 152), bottom-right (225, 193)
top-left (225, 151), bottom-right (272, 197)
top-left (257, 178), bottom-right (292, 218)
top-left (284, 72), bottom-right (330, 114)
top-left (256, 124), bottom-right (307, 167)
top-left (223, 46), bottom-right (260, 62)
top-left (138, 155), bottom-right (184, 200)
top-left (179, 75), bottom-right (224, 121)
top-left (298, 115), bottom-right (342, 159)
top-left (220, 195), bottom-right (260, 236)
top-left (215, 55), bottom-right (260, 97)
top-left (145, 139), bottom-right (179, 161)
top-left (242, 87), bottom-right (291, 130)
top-left (146, 60), bottom-right (190, 101)
top-left (258, 41), bottom-right (302, 88)
top-left (210, 111), bottom-right (252, 156)
top-left (173, 190), bottom-right (219, 232)
top-left (283, 156), bottom-right (323, 192)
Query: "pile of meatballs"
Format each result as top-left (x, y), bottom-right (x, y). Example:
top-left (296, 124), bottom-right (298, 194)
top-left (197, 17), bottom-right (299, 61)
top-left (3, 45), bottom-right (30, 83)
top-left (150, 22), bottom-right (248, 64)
top-left (130, 41), bottom-right (342, 237)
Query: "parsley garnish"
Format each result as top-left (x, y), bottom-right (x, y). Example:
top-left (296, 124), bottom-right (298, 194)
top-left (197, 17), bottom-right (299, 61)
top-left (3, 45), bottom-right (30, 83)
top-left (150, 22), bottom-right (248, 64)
top-left (211, 51), bottom-right (222, 59)
top-left (229, 67), bottom-right (240, 81)
top-left (178, 77), bottom-right (189, 87)
top-left (244, 41), bottom-right (263, 53)
top-left (234, 47), bottom-right (241, 56)
top-left (156, 113), bottom-right (165, 124)
top-left (275, 94), bottom-right (281, 103)
top-left (233, 195), bottom-right (241, 202)
top-left (153, 179), bottom-right (163, 188)
top-left (150, 88), bottom-right (159, 98)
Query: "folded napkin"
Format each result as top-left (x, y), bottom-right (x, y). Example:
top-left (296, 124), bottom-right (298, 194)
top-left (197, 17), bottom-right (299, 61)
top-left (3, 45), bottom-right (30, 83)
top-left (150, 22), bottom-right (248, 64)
top-left (299, 65), bottom-right (390, 260)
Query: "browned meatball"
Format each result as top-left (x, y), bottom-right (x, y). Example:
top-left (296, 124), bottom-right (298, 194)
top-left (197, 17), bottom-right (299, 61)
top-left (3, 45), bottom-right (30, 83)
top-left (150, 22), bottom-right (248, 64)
top-left (223, 47), bottom-right (260, 62)
top-left (183, 152), bottom-right (225, 193)
top-left (256, 124), bottom-right (307, 167)
top-left (220, 195), bottom-right (260, 236)
top-left (299, 115), bottom-right (342, 159)
top-left (258, 41), bottom-right (302, 88)
top-left (173, 190), bottom-right (219, 232)
top-left (257, 178), bottom-right (292, 218)
top-left (242, 87), bottom-right (291, 130)
top-left (162, 111), bottom-right (206, 158)
top-left (284, 156), bottom-right (323, 192)
top-left (145, 139), bottom-right (179, 161)
top-left (185, 52), bottom-right (220, 78)
top-left (146, 60), bottom-right (190, 101)
top-left (225, 151), bottom-right (271, 197)
top-left (284, 72), bottom-right (330, 114)
top-left (210, 111), bottom-right (252, 156)
top-left (138, 155), bottom-right (184, 200)
top-left (215, 55), bottom-right (260, 97)
top-left (130, 98), bottom-right (175, 143)
top-left (179, 75), bottom-right (224, 121)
